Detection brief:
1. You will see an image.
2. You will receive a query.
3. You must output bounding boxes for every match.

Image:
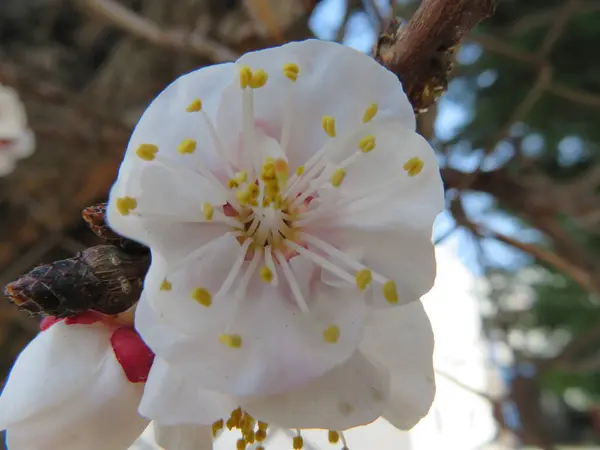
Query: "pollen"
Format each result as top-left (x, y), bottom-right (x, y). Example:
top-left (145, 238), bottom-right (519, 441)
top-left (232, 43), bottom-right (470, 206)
top-left (295, 165), bottom-right (305, 176)
top-left (283, 63), bottom-right (299, 81)
top-left (211, 419), bottom-right (224, 437)
top-left (219, 333), bottom-right (243, 349)
top-left (330, 168), bottom-right (346, 187)
top-left (258, 421), bottom-right (268, 432)
top-left (293, 435), bottom-right (304, 449)
top-left (323, 325), bottom-right (340, 343)
top-left (202, 202), bottom-right (214, 221)
top-left (322, 115), bottom-right (336, 137)
top-left (275, 158), bottom-right (289, 189)
top-left (191, 287), bottom-right (212, 307)
top-left (363, 103), bottom-right (378, 123)
top-left (249, 69), bottom-right (268, 88)
top-left (135, 143), bottom-right (158, 161)
top-left (186, 98), bottom-right (202, 112)
top-left (255, 429), bottom-right (267, 442)
top-left (358, 135), bottom-right (376, 153)
top-left (239, 65), bottom-right (252, 88)
top-left (116, 196), bottom-right (137, 216)
top-left (245, 431), bottom-right (256, 444)
top-left (355, 269), bottom-right (372, 291)
top-left (383, 280), bottom-right (399, 304)
top-left (177, 138), bottom-right (197, 155)
top-left (260, 266), bottom-right (273, 283)
top-left (328, 431), bottom-right (340, 444)
top-left (403, 157), bottom-right (424, 176)
top-left (236, 438), bottom-right (247, 450)
top-left (160, 279), bottom-right (172, 291)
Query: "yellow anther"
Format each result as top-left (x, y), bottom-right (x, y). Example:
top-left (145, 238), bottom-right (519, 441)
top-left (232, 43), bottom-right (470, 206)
top-left (295, 165), bottom-right (305, 176)
top-left (355, 269), bottom-right (372, 291)
top-left (249, 69), bottom-right (268, 88)
top-left (235, 188), bottom-right (251, 205)
top-left (186, 98), bottom-right (202, 112)
top-left (255, 430), bottom-right (267, 442)
top-left (274, 158), bottom-right (289, 189)
top-left (358, 135), bottom-right (376, 153)
top-left (257, 447), bottom-right (265, 450)
top-left (283, 63), bottom-right (299, 81)
top-left (236, 170), bottom-right (248, 184)
top-left (257, 421), bottom-right (268, 432)
top-left (202, 202), bottom-right (214, 221)
top-left (362, 103), bottom-right (378, 123)
top-left (245, 431), bottom-right (256, 444)
top-left (115, 197), bottom-right (137, 216)
top-left (226, 417), bottom-right (236, 430)
top-left (219, 333), bottom-right (243, 349)
top-left (383, 280), bottom-right (399, 304)
top-left (330, 168), bottom-right (346, 187)
top-left (160, 279), bottom-right (172, 291)
top-left (228, 179), bottom-right (239, 189)
top-left (403, 156), bottom-right (424, 176)
top-left (178, 138), bottom-right (197, 155)
top-left (323, 325), bottom-right (340, 343)
top-left (239, 65), bottom-right (252, 88)
top-left (328, 431), bottom-right (340, 444)
top-left (191, 287), bottom-right (212, 307)
top-left (236, 438), bottom-right (247, 450)
top-left (211, 419), bottom-right (224, 437)
top-left (135, 144), bottom-right (158, 161)
top-left (293, 435), bottom-right (304, 449)
top-left (322, 115), bottom-right (336, 137)
top-left (260, 266), bottom-right (273, 283)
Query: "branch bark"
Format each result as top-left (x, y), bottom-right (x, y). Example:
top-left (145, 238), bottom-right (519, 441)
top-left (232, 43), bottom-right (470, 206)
top-left (374, 0), bottom-right (496, 112)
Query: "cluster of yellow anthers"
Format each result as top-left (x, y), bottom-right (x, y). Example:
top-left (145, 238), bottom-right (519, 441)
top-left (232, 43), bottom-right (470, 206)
top-left (213, 408), bottom-right (349, 450)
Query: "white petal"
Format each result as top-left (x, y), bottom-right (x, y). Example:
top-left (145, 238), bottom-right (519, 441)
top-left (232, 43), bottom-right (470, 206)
top-left (242, 351), bottom-right (389, 430)
top-left (360, 302), bottom-right (435, 430)
top-left (217, 39), bottom-right (415, 171)
top-left (140, 358), bottom-right (236, 426)
top-left (140, 251), bottom-right (367, 396)
top-left (11, 129), bottom-right (36, 159)
top-left (117, 164), bottom-right (230, 263)
top-left (0, 153), bottom-right (16, 176)
top-left (5, 329), bottom-right (148, 450)
top-left (0, 322), bottom-right (110, 429)
top-left (313, 228), bottom-right (437, 308)
top-left (108, 63), bottom-right (235, 244)
top-left (154, 423), bottom-right (214, 450)
top-left (313, 121), bottom-right (444, 232)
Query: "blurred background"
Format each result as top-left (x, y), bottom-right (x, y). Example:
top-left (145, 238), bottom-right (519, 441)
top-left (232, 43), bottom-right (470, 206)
top-left (1, 0), bottom-right (600, 448)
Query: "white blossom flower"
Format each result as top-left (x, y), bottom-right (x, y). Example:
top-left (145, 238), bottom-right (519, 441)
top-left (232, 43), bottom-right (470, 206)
top-left (0, 84), bottom-right (35, 176)
top-left (0, 314), bottom-right (151, 450)
top-left (107, 39), bottom-right (444, 437)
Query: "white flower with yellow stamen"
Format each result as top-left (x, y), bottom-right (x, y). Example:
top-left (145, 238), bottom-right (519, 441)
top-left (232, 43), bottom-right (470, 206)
top-left (108, 39), bottom-right (444, 439)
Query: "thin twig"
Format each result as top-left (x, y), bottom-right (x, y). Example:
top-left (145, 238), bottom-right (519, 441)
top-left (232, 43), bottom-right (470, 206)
top-left (74, 0), bottom-right (238, 62)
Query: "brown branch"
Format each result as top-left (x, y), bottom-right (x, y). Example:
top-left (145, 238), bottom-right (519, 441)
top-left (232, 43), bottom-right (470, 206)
top-left (74, 0), bottom-right (238, 62)
top-left (374, 0), bottom-right (496, 112)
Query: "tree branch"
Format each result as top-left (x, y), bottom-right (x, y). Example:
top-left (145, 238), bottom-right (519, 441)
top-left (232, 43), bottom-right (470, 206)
top-left (74, 0), bottom-right (238, 62)
top-left (374, 0), bottom-right (496, 112)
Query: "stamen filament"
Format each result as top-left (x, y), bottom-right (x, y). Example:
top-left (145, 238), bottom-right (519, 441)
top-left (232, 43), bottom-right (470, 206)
top-left (264, 246), bottom-right (278, 286)
top-left (274, 249), bottom-right (309, 313)
top-left (216, 239), bottom-right (252, 297)
top-left (284, 241), bottom-right (355, 285)
top-left (201, 110), bottom-right (235, 178)
top-left (299, 232), bottom-right (387, 284)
